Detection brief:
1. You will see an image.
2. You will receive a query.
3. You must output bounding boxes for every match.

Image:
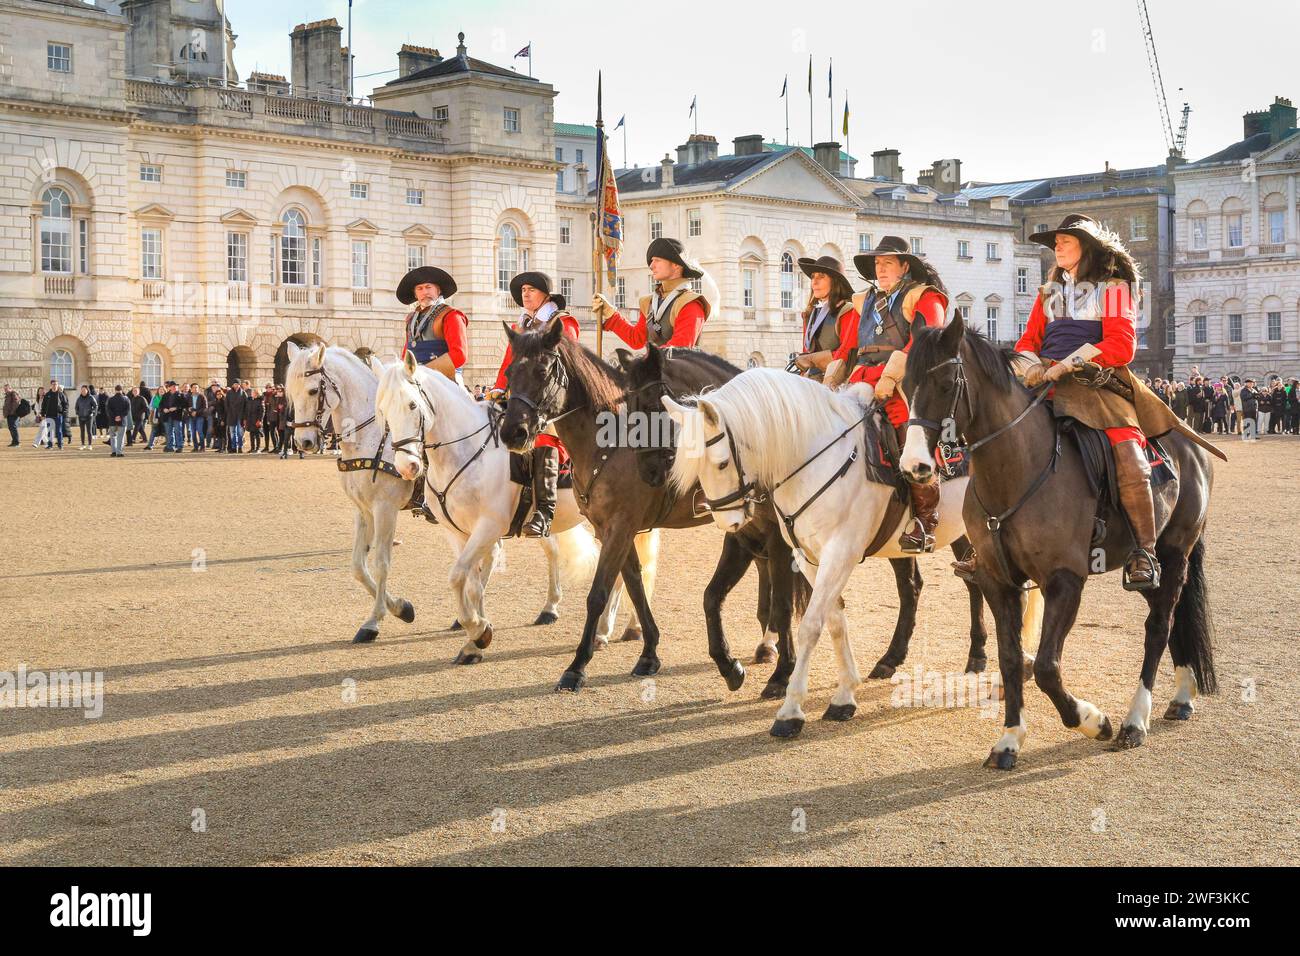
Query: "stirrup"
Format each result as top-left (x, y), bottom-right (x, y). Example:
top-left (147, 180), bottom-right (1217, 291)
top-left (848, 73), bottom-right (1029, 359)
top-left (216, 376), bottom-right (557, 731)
top-left (523, 514), bottom-right (551, 538)
top-left (1122, 549), bottom-right (1160, 592)
top-left (898, 519), bottom-right (935, 554)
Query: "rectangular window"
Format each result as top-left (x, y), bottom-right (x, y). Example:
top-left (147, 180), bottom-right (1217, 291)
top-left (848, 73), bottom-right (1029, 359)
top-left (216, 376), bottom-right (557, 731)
top-left (311, 237), bottom-right (322, 287)
top-left (560, 277), bottom-right (574, 301)
top-left (956, 240), bottom-right (969, 258)
top-left (432, 105), bottom-right (449, 122)
top-left (1129, 215), bottom-right (1147, 240)
top-left (1267, 311), bottom-right (1282, 342)
top-left (1269, 210), bottom-right (1285, 244)
top-left (1227, 214), bottom-right (1243, 248)
top-left (41, 216), bottom-right (72, 273)
top-left (351, 240), bottom-right (370, 289)
top-left (1191, 217), bottom-right (1207, 250)
top-left (407, 244), bottom-right (426, 271)
top-left (649, 213), bottom-right (662, 241)
top-left (956, 305), bottom-right (971, 323)
top-left (616, 276), bottom-right (627, 310)
top-left (226, 231), bottom-right (248, 282)
top-left (406, 187), bottom-right (424, 206)
top-left (503, 108), bottom-right (520, 133)
top-left (1016, 312), bottom-right (1028, 338)
top-left (688, 208), bottom-right (701, 238)
top-left (78, 219), bottom-right (88, 274)
top-left (910, 237), bottom-right (923, 255)
top-left (1165, 316), bottom-right (1176, 346)
top-left (47, 42), bottom-right (71, 73)
top-left (556, 170), bottom-right (565, 191)
top-left (985, 306), bottom-right (999, 341)
top-left (1194, 315), bottom-right (1207, 345)
top-left (225, 170), bottom-right (246, 189)
top-left (742, 269), bottom-right (755, 309)
top-left (1228, 313), bottom-right (1242, 343)
top-left (139, 164), bottom-right (162, 183)
top-left (559, 218), bottom-right (571, 245)
top-left (555, 147), bottom-right (564, 162)
top-left (350, 182), bottom-right (369, 200)
top-left (858, 233), bottom-right (871, 253)
top-left (1016, 267), bottom-right (1028, 293)
top-left (986, 241), bottom-right (999, 260)
top-left (141, 228), bottom-right (163, 279)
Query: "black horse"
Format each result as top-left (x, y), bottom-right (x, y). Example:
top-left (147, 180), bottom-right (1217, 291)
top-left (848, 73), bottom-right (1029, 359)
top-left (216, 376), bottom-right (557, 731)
top-left (902, 313), bottom-right (1218, 769)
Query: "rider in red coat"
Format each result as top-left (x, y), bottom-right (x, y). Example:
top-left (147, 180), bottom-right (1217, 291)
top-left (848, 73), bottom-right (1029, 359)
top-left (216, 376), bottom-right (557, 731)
top-left (590, 237), bottom-right (710, 349)
top-left (491, 271), bottom-right (579, 537)
top-left (397, 266), bottom-right (468, 385)
top-left (792, 255), bottom-right (859, 386)
top-left (847, 236), bottom-right (950, 554)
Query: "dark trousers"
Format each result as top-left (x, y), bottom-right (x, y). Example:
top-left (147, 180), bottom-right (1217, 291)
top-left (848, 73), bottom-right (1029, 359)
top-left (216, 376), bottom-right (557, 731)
top-left (79, 420), bottom-right (93, 445)
top-left (5, 415), bottom-right (17, 444)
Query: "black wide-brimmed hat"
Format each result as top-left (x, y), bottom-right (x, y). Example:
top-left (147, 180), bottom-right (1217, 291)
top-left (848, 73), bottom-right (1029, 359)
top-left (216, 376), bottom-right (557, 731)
top-left (853, 235), bottom-right (935, 284)
top-left (645, 237), bottom-right (704, 280)
top-left (1029, 214), bottom-right (1120, 254)
top-left (396, 266), bottom-right (457, 305)
top-left (509, 271), bottom-right (566, 311)
top-left (798, 255), bottom-right (854, 298)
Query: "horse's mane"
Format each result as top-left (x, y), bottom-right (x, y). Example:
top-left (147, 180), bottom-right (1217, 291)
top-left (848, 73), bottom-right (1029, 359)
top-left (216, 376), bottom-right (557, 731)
top-left (669, 367), bottom-right (867, 494)
top-left (907, 323), bottom-right (1018, 394)
top-left (325, 346), bottom-right (376, 380)
top-left (513, 330), bottom-right (626, 413)
top-left (663, 348), bottom-right (743, 378)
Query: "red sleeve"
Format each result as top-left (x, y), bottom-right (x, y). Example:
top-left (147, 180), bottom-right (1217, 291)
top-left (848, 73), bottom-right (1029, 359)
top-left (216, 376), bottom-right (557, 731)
top-left (1015, 294), bottom-right (1047, 355)
top-left (1095, 283), bottom-right (1136, 368)
top-left (903, 291), bottom-right (946, 354)
top-left (665, 301), bottom-right (705, 347)
top-left (834, 308), bottom-right (859, 363)
top-left (494, 341), bottom-right (513, 391)
top-left (561, 314), bottom-right (582, 342)
top-left (443, 310), bottom-right (468, 368)
top-left (603, 308), bottom-right (648, 348)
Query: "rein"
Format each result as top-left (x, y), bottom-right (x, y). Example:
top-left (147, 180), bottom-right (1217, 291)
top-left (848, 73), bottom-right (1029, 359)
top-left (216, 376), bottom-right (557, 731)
top-left (292, 359), bottom-right (391, 482)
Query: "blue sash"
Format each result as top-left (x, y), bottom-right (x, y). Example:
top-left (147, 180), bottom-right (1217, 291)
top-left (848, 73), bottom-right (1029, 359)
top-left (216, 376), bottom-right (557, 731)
top-left (1041, 319), bottom-right (1103, 362)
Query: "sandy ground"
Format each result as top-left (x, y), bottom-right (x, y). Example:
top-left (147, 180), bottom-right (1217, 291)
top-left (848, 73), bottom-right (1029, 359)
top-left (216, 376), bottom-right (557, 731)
top-left (0, 426), bottom-right (1297, 867)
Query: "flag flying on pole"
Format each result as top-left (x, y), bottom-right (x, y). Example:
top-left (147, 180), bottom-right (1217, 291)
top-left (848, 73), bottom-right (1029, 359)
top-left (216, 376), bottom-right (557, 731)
top-left (807, 56), bottom-right (812, 93)
top-left (689, 95), bottom-right (696, 116)
top-left (780, 76), bottom-right (787, 98)
top-left (614, 115), bottom-right (625, 130)
top-left (843, 98), bottom-right (850, 136)
top-left (596, 126), bottom-right (622, 287)
top-left (828, 58), bottom-right (833, 97)
top-left (514, 43), bottom-right (530, 58)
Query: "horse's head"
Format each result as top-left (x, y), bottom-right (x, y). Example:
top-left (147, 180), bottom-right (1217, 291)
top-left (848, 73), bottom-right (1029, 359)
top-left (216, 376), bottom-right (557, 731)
top-left (284, 341), bottom-right (331, 451)
top-left (899, 311), bottom-right (967, 482)
top-left (618, 343), bottom-right (674, 487)
top-left (499, 315), bottom-right (570, 451)
top-left (663, 393), bottom-right (751, 534)
top-left (375, 351), bottom-right (430, 481)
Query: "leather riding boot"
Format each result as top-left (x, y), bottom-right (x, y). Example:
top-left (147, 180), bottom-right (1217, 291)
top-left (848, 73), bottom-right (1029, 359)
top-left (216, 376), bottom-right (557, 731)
top-left (899, 477), bottom-right (941, 553)
top-left (524, 446), bottom-right (559, 538)
top-left (1114, 439), bottom-right (1160, 591)
top-left (951, 546), bottom-right (978, 581)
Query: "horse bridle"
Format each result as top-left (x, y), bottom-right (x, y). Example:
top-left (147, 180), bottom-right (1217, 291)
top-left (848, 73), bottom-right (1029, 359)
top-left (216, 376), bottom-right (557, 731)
top-left (507, 348), bottom-right (583, 435)
top-left (906, 354), bottom-right (1051, 459)
top-left (291, 361), bottom-right (380, 444)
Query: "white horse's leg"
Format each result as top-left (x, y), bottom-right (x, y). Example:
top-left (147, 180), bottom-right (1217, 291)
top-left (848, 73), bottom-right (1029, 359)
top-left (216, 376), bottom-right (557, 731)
top-left (368, 498), bottom-right (413, 626)
top-left (451, 526), bottom-right (500, 664)
top-left (350, 506), bottom-right (385, 644)
top-left (772, 542), bottom-right (856, 738)
top-left (824, 595), bottom-right (861, 719)
top-left (535, 533), bottom-right (562, 625)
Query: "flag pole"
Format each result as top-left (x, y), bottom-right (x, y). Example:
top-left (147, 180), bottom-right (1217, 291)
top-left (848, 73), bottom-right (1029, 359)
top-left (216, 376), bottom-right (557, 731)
top-left (528, 42), bottom-right (532, 77)
top-left (784, 74), bottom-right (789, 145)
top-left (594, 71), bottom-right (605, 359)
top-left (807, 56), bottom-right (813, 148)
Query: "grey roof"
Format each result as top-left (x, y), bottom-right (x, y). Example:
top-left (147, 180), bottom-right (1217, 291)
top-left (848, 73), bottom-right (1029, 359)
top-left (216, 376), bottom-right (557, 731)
top-left (611, 150), bottom-right (783, 195)
top-left (1188, 130), bottom-right (1297, 166)
top-left (959, 180), bottom-right (1051, 201)
top-left (385, 53), bottom-right (536, 86)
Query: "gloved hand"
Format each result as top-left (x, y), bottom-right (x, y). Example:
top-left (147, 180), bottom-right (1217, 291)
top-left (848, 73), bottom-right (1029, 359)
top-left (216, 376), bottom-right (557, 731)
top-left (874, 375), bottom-right (897, 402)
top-left (1044, 361), bottom-right (1075, 384)
top-left (486, 387), bottom-right (507, 403)
top-left (1022, 362), bottom-right (1050, 388)
top-left (590, 293), bottom-right (615, 323)
top-left (793, 352), bottom-right (816, 370)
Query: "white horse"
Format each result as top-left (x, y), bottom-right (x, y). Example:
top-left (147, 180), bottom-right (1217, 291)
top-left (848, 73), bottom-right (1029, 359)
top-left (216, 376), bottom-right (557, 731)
top-left (665, 367), bottom-right (1042, 738)
top-left (376, 350), bottom-right (654, 664)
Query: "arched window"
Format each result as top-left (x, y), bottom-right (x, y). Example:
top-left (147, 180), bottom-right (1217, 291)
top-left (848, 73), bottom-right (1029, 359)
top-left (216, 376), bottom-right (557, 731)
top-left (50, 349), bottom-right (74, 388)
top-left (40, 187), bottom-right (73, 273)
top-left (280, 208), bottom-right (306, 285)
top-left (141, 351), bottom-right (163, 389)
top-left (780, 252), bottom-right (795, 310)
top-left (497, 223), bottom-right (518, 291)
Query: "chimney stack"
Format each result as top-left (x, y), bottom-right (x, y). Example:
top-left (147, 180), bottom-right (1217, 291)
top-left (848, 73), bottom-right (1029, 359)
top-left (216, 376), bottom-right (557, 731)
top-left (1102, 160), bottom-right (1120, 192)
top-left (813, 141), bottom-right (842, 175)
top-left (872, 148), bottom-right (902, 182)
top-left (1269, 96), bottom-right (1297, 143)
top-left (733, 134), bottom-right (764, 156)
top-left (677, 133), bottom-right (718, 166)
top-left (398, 44), bottom-right (442, 77)
top-left (290, 18), bottom-right (347, 101)
top-left (660, 154), bottom-right (675, 189)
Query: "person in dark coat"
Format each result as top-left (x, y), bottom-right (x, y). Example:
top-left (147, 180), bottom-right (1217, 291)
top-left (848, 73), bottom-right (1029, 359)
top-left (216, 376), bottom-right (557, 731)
top-left (94, 387), bottom-right (109, 438)
top-left (106, 385), bottom-right (131, 456)
top-left (244, 388), bottom-right (265, 453)
top-left (186, 384), bottom-right (207, 451)
top-left (1209, 384), bottom-right (1228, 433)
top-left (262, 386), bottom-right (282, 453)
top-left (1239, 378), bottom-right (1260, 440)
top-left (223, 382), bottom-right (247, 452)
top-left (40, 383), bottom-right (68, 449)
top-left (211, 387), bottom-right (227, 452)
top-left (74, 386), bottom-right (96, 449)
top-left (128, 387), bottom-right (148, 445)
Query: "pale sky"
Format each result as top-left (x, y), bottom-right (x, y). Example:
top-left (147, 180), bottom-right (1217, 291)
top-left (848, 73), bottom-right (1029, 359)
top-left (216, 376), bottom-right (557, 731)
top-left (225, 0), bottom-right (1300, 182)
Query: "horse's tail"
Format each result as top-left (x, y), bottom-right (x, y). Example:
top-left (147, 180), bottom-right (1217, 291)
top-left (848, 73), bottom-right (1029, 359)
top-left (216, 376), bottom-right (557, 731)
top-left (793, 570), bottom-right (812, 619)
top-left (1170, 536), bottom-right (1217, 695)
top-left (555, 522), bottom-right (599, 591)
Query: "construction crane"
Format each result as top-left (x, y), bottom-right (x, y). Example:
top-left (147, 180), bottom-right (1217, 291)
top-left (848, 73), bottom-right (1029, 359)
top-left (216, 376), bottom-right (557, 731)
top-left (1136, 0), bottom-right (1178, 156)
top-left (1176, 99), bottom-right (1191, 157)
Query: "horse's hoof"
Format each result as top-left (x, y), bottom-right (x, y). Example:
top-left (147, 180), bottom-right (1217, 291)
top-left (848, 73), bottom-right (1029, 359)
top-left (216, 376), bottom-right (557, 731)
top-left (555, 670), bottom-right (585, 693)
top-left (1113, 724), bottom-right (1146, 750)
top-left (753, 644), bottom-right (777, 664)
top-left (1096, 715), bottom-right (1114, 742)
top-left (822, 702), bottom-right (856, 722)
top-left (1163, 701), bottom-right (1194, 721)
top-left (533, 610), bottom-right (558, 626)
top-left (760, 680), bottom-right (787, 701)
top-left (721, 659), bottom-right (745, 692)
top-left (352, 627), bottom-right (379, 644)
top-left (593, 637), bottom-right (608, 652)
top-left (618, 625), bottom-right (642, 643)
top-left (964, 655), bottom-right (987, 674)
top-left (473, 625), bottom-right (493, 650)
top-left (867, 661), bottom-right (896, 680)
top-left (631, 656), bottom-right (660, 677)
top-left (395, 600), bottom-right (415, 624)
top-left (769, 717), bottom-right (805, 739)
top-left (454, 650), bottom-right (482, 665)
top-left (448, 619), bottom-right (463, 632)
top-left (984, 748), bottom-right (1017, 771)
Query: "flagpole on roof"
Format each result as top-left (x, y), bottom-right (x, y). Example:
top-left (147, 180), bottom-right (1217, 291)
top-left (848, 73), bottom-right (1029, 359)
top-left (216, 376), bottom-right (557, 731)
top-left (528, 41), bottom-right (532, 77)
top-left (782, 74), bottom-right (789, 146)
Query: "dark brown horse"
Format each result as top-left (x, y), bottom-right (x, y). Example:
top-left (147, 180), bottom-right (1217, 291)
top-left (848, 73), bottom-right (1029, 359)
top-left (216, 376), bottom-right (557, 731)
top-left (900, 313), bottom-right (1217, 769)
